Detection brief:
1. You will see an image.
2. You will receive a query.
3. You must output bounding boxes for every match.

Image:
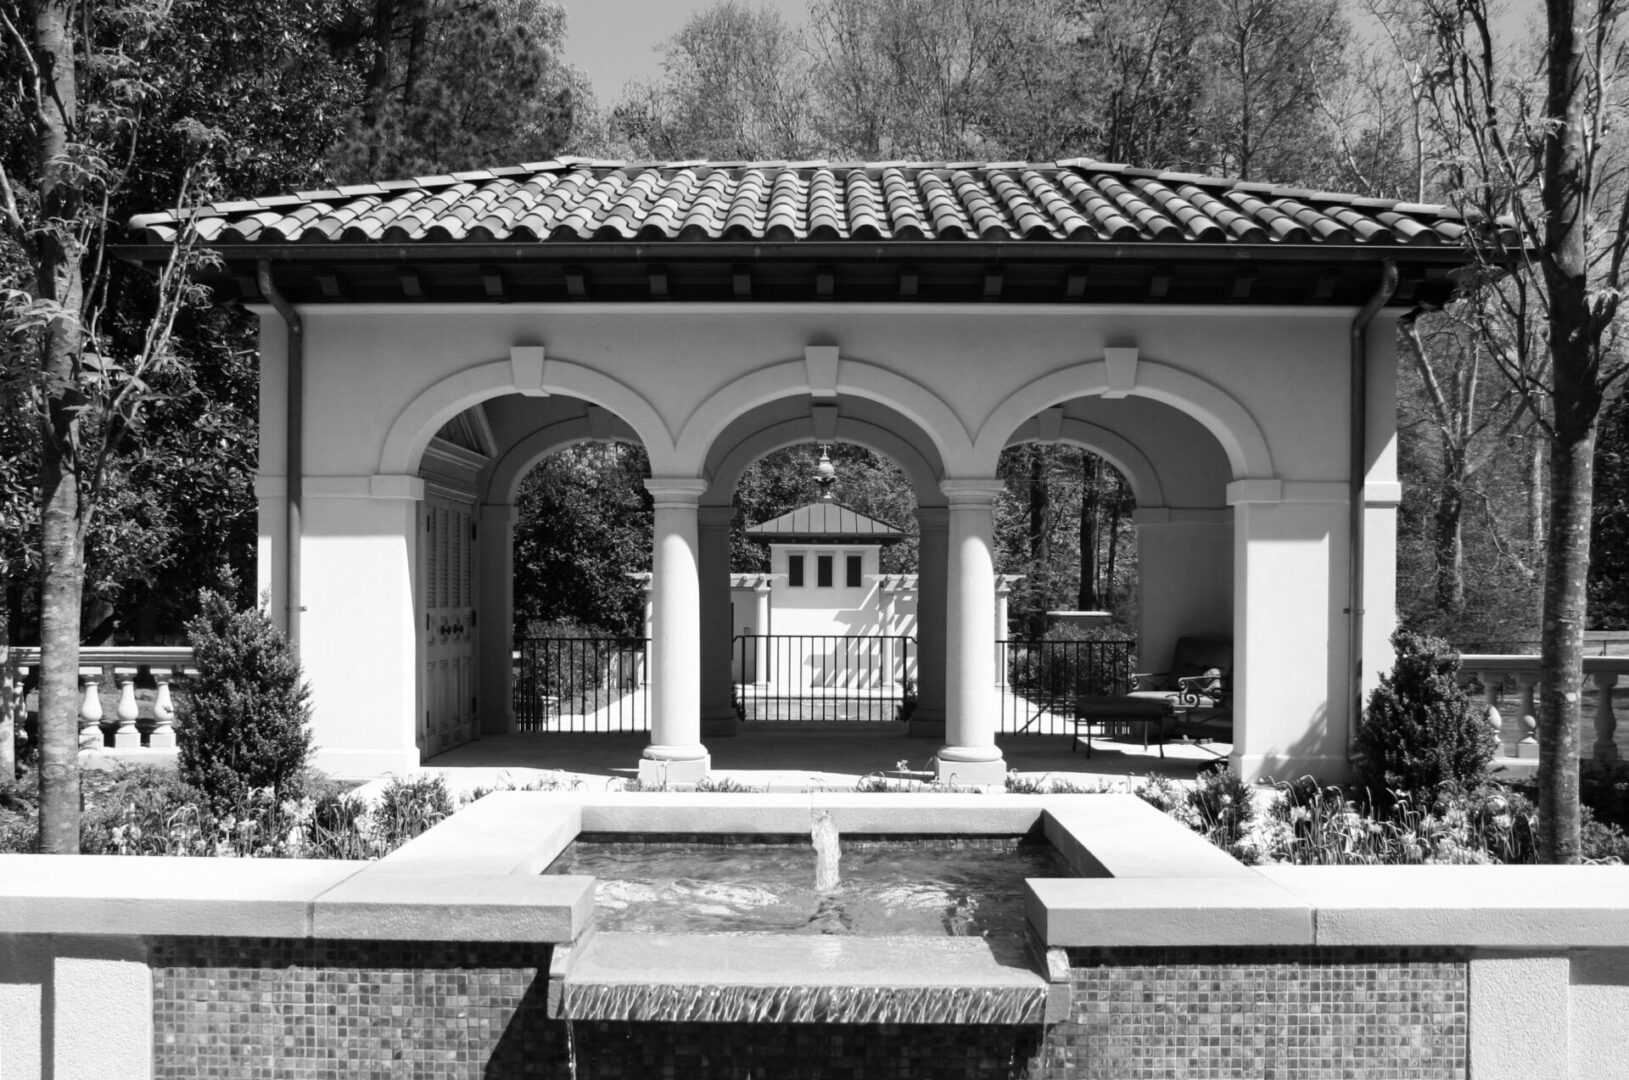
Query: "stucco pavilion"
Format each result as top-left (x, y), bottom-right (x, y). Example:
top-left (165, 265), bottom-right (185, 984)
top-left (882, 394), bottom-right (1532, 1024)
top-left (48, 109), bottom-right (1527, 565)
top-left (124, 159), bottom-right (1475, 783)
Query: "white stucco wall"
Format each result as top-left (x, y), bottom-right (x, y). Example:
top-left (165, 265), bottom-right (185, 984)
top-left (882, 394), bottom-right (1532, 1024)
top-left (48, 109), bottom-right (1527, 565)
top-left (254, 301), bottom-right (1391, 778)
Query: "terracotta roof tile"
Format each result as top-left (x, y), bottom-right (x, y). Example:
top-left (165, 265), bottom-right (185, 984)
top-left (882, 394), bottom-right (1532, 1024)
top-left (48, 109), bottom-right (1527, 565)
top-left (129, 160), bottom-right (1482, 250)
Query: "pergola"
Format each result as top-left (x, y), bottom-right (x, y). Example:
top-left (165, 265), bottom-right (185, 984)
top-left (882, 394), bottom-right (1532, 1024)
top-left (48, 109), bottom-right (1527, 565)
top-left (125, 159), bottom-right (1476, 783)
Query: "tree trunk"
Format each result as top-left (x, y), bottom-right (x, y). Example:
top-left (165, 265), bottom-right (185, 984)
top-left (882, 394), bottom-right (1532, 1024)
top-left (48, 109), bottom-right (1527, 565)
top-left (1534, 0), bottom-right (1597, 864)
top-left (1433, 467), bottom-right (1466, 618)
top-left (32, 0), bottom-right (85, 853)
top-left (1, 612), bottom-right (14, 784)
top-left (1026, 447), bottom-right (1050, 638)
top-left (1078, 454), bottom-right (1101, 610)
top-left (1104, 479), bottom-right (1124, 610)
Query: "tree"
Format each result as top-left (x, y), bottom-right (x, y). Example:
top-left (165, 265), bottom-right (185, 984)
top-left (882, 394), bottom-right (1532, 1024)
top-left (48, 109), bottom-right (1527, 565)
top-left (329, 0), bottom-right (589, 180)
top-left (610, 0), bottom-right (816, 159)
top-left (513, 443), bottom-right (652, 637)
top-left (0, 0), bottom-right (227, 849)
top-left (1194, 0), bottom-right (1349, 180)
top-left (1411, 0), bottom-right (1629, 861)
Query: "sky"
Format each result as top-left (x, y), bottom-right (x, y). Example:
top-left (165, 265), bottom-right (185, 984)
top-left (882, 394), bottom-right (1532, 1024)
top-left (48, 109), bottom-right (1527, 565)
top-left (558, 0), bottom-right (809, 103)
top-left (558, 0), bottom-right (1545, 108)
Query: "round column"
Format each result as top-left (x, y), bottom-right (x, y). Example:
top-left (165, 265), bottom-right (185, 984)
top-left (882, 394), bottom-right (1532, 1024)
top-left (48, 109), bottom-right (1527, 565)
top-left (911, 507), bottom-right (948, 738)
top-left (753, 583), bottom-right (771, 685)
top-left (641, 478), bottom-right (711, 784)
top-left (935, 480), bottom-right (1007, 785)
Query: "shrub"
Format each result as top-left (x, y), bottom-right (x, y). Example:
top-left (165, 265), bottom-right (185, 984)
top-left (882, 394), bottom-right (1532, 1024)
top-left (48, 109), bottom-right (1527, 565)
top-left (517, 619), bottom-right (625, 705)
top-left (176, 578), bottom-right (314, 810)
top-left (1354, 630), bottom-right (1496, 810)
top-left (1190, 765), bottom-right (1257, 856)
top-left (373, 775), bottom-right (455, 850)
top-left (1007, 625), bottom-right (1135, 702)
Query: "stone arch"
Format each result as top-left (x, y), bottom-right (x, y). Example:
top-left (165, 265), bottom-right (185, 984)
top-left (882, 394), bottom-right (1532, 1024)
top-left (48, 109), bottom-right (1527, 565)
top-left (972, 358), bottom-right (1275, 480)
top-left (379, 357), bottom-right (674, 477)
top-left (703, 414), bottom-right (946, 508)
top-left (484, 411), bottom-right (644, 506)
top-left (1002, 417), bottom-right (1166, 507)
top-left (672, 358), bottom-right (977, 477)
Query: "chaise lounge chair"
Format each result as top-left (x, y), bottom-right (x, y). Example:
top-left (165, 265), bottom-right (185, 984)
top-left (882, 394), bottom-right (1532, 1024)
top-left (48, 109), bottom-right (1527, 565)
top-left (1069, 636), bottom-right (1232, 756)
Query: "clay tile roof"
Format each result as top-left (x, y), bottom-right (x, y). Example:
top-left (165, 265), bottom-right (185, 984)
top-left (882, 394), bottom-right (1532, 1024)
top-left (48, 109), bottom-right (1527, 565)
top-left (127, 160), bottom-right (1482, 249)
top-left (745, 501), bottom-right (904, 542)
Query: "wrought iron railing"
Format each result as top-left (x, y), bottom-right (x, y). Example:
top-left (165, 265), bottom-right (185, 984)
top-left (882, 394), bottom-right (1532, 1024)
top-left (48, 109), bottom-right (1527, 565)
top-left (733, 634), bottom-right (915, 723)
top-left (512, 637), bottom-right (649, 732)
top-left (997, 638), bottom-right (1137, 736)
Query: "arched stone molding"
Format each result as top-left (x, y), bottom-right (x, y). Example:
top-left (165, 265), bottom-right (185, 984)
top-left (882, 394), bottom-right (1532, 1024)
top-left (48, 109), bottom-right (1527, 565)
top-left (379, 356), bottom-right (675, 477)
top-left (672, 357), bottom-right (977, 478)
top-left (484, 413), bottom-right (642, 506)
top-left (1002, 416), bottom-right (1166, 507)
top-left (702, 414), bottom-right (946, 508)
top-left (972, 358), bottom-right (1275, 481)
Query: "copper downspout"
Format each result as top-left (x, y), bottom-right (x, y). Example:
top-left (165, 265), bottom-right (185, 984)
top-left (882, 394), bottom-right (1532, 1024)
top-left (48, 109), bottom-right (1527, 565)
top-left (257, 260), bottom-right (302, 656)
top-left (1348, 260), bottom-right (1398, 759)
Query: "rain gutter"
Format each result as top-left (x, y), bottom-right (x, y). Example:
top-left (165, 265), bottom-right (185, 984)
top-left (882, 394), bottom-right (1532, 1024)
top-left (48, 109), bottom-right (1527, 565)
top-left (1347, 260), bottom-right (1398, 759)
top-left (257, 260), bottom-right (303, 656)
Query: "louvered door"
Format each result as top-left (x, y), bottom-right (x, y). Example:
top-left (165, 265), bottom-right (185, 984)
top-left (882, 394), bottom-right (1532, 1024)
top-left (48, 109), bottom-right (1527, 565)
top-left (422, 492), bottom-right (476, 753)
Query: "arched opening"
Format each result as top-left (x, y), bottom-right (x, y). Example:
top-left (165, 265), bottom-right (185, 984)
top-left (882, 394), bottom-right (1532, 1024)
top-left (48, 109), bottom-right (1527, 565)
top-left (410, 391), bottom-right (655, 758)
top-left (998, 393), bottom-right (1235, 753)
top-left (696, 394), bottom-right (952, 741)
top-left (726, 441), bottom-right (921, 723)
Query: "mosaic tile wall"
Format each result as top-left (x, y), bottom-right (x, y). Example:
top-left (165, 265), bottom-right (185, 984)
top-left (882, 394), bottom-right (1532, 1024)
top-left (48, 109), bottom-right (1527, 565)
top-left (1033, 946), bottom-right (1469, 1080)
top-left (150, 938), bottom-right (564, 1079)
top-left (151, 939), bottom-right (1468, 1079)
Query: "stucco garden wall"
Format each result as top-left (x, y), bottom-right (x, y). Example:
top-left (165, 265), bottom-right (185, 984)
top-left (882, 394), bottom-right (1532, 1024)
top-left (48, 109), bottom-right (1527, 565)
top-left (253, 302), bottom-right (1398, 780)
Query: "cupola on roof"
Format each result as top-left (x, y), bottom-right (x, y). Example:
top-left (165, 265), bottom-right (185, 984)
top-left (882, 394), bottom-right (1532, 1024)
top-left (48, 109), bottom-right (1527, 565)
top-left (746, 503), bottom-right (904, 544)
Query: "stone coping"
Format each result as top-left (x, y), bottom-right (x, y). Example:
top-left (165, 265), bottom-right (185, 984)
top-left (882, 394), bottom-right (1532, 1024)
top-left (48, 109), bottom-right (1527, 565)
top-left (4, 793), bottom-right (1629, 950)
top-left (555, 932), bottom-right (1059, 1025)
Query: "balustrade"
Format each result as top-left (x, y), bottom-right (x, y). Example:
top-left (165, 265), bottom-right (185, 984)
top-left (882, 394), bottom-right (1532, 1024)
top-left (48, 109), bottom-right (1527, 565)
top-left (1458, 654), bottom-right (1629, 765)
top-left (4, 647), bottom-right (196, 756)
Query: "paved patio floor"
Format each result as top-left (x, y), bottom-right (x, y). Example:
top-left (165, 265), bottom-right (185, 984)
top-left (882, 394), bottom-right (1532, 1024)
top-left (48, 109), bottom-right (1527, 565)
top-left (417, 728), bottom-right (1231, 796)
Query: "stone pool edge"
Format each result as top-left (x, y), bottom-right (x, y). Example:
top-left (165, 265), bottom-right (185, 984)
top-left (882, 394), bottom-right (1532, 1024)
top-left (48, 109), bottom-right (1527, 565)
top-left (4, 791), bottom-right (1629, 1077)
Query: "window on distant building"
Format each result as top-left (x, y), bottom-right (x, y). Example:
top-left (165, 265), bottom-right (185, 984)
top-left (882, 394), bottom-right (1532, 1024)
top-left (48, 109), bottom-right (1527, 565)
top-left (788, 554), bottom-right (805, 587)
top-left (846, 554), bottom-right (862, 588)
top-left (817, 554), bottom-right (834, 588)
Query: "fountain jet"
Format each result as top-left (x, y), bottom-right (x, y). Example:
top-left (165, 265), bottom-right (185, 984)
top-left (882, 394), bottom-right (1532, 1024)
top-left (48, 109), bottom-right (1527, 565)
top-left (811, 811), bottom-right (841, 892)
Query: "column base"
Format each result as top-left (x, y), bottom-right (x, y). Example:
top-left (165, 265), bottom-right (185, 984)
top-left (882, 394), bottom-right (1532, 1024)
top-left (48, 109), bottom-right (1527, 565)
top-left (111, 725), bottom-right (142, 749)
top-left (932, 752), bottom-right (1007, 787)
top-left (638, 753), bottom-right (712, 787)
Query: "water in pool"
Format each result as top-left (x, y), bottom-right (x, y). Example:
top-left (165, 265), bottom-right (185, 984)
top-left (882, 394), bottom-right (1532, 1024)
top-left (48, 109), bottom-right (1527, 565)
top-left (543, 834), bottom-right (1066, 943)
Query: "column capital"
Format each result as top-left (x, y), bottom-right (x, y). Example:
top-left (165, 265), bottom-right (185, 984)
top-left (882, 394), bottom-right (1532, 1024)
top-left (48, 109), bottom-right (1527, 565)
top-left (644, 477), bottom-right (709, 507)
top-left (915, 505), bottom-right (949, 530)
top-left (698, 505), bottom-right (735, 529)
top-left (940, 478), bottom-right (1006, 505)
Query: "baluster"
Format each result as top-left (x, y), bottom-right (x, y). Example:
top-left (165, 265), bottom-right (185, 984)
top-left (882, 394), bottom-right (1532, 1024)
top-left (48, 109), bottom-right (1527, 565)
top-left (1593, 671), bottom-right (1620, 767)
top-left (110, 667), bottom-right (142, 748)
top-left (149, 669), bottom-right (178, 749)
top-left (78, 668), bottom-right (105, 749)
top-left (1474, 669), bottom-right (1502, 744)
top-left (1513, 672), bottom-right (1540, 759)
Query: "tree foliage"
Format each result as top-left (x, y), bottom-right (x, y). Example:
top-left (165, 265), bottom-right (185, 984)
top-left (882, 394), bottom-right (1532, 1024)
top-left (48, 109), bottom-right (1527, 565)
top-left (513, 443), bottom-right (652, 637)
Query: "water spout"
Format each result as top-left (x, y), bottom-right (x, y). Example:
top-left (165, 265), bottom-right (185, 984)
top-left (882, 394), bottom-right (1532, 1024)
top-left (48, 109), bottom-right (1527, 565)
top-left (812, 810), bottom-right (841, 892)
